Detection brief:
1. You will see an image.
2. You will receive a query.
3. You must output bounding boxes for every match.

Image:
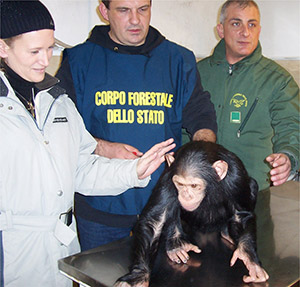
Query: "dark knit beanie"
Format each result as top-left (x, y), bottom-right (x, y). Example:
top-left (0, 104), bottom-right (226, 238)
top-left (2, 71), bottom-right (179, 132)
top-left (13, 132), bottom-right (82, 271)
top-left (0, 0), bottom-right (55, 39)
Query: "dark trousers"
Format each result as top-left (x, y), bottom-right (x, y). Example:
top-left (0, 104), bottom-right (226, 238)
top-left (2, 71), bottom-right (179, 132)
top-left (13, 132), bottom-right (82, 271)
top-left (76, 215), bottom-right (132, 252)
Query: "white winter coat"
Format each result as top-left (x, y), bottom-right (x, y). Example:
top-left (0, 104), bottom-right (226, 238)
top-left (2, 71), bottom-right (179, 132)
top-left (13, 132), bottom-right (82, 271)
top-left (0, 72), bottom-right (149, 287)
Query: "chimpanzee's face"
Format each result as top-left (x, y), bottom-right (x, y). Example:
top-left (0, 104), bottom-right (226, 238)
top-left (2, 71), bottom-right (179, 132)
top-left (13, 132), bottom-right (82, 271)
top-left (172, 174), bottom-right (206, 211)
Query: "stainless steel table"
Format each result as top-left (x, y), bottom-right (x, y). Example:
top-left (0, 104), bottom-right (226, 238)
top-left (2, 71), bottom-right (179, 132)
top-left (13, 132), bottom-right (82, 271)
top-left (59, 181), bottom-right (299, 287)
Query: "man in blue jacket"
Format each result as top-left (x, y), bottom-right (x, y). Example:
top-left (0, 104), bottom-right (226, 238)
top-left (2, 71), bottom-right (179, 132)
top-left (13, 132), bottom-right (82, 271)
top-left (56, 0), bottom-right (217, 251)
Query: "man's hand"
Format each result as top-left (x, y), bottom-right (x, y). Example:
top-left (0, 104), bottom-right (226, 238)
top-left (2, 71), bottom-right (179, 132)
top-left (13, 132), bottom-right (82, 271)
top-left (137, 138), bottom-right (176, 179)
top-left (95, 138), bottom-right (143, 159)
top-left (265, 153), bottom-right (291, 186)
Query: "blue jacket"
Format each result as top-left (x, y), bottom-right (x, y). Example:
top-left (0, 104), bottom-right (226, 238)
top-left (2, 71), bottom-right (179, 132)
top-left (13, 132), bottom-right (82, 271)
top-left (57, 26), bottom-right (217, 224)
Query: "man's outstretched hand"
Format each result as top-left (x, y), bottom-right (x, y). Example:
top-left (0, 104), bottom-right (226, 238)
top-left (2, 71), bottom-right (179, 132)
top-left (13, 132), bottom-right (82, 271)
top-left (137, 138), bottom-right (176, 179)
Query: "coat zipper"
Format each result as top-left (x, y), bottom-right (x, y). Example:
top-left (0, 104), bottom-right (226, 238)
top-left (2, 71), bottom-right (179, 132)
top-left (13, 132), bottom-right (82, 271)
top-left (237, 97), bottom-right (259, 138)
top-left (9, 90), bottom-right (58, 132)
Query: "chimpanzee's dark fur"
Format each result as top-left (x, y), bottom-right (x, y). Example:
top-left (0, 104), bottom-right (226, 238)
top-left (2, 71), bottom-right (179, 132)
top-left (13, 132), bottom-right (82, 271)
top-left (116, 141), bottom-right (260, 286)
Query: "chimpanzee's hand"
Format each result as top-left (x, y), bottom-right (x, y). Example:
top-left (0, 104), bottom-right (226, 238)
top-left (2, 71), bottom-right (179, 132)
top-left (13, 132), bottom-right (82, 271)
top-left (230, 248), bottom-right (269, 283)
top-left (114, 266), bottom-right (150, 287)
top-left (167, 242), bottom-right (201, 264)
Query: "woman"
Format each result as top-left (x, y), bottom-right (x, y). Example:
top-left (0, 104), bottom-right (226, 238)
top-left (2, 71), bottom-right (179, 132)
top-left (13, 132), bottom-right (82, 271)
top-left (0, 1), bottom-right (175, 286)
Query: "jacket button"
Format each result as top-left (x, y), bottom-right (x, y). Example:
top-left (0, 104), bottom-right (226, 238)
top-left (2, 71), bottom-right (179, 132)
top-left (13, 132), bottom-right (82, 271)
top-left (0, 103), bottom-right (3, 108)
top-left (57, 190), bottom-right (63, 196)
top-left (8, 106), bottom-right (13, 110)
top-left (44, 140), bottom-right (49, 145)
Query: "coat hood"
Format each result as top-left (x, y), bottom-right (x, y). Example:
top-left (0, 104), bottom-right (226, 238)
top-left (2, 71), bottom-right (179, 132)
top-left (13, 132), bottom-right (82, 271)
top-left (87, 25), bottom-right (165, 56)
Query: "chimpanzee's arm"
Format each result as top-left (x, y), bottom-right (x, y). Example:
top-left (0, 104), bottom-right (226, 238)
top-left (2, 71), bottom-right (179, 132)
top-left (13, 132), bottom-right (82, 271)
top-left (115, 173), bottom-right (177, 287)
top-left (164, 209), bottom-right (201, 264)
top-left (228, 210), bottom-right (259, 263)
top-left (227, 210), bottom-right (269, 283)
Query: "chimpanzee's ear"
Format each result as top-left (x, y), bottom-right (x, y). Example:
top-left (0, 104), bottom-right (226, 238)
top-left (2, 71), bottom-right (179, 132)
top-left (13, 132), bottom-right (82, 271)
top-left (212, 160), bottom-right (228, 180)
top-left (165, 154), bottom-right (175, 167)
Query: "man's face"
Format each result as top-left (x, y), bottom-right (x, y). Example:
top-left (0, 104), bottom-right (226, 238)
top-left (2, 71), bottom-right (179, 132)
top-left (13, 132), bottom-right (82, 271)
top-left (3, 29), bottom-right (54, 82)
top-left (99, 0), bottom-right (151, 46)
top-left (217, 3), bottom-right (261, 64)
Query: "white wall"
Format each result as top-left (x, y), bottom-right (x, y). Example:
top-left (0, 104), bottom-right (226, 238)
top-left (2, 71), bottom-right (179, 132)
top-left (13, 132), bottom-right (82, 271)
top-left (42, 0), bottom-right (300, 60)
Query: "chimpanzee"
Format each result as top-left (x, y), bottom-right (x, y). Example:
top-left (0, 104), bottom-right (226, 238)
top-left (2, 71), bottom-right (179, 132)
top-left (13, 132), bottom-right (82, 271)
top-left (115, 141), bottom-right (269, 287)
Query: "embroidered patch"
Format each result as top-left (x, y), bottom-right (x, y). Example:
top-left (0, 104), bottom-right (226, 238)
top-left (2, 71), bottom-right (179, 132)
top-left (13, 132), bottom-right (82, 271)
top-left (53, 117), bottom-right (68, 123)
top-left (230, 93), bottom-right (248, 108)
top-left (230, 111), bottom-right (241, 123)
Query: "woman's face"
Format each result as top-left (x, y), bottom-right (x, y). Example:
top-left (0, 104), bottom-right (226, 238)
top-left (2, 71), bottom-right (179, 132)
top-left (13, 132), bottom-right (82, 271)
top-left (3, 29), bottom-right (55, 83)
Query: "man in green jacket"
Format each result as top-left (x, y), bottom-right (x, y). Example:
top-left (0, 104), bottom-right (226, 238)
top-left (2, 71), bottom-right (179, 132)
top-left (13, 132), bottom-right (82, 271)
top-left (195, 0), bottom-right (299, 192)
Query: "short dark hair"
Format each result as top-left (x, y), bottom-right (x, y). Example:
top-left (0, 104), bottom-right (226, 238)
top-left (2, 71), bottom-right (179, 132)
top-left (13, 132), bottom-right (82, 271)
top-left (102, 0), bottom-right (152, 9)
top-left (220, 0), bottom-right (260, 24)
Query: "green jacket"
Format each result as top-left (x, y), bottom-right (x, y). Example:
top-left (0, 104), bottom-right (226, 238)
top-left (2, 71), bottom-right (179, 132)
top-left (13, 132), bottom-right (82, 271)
top-left (196, 39), bottom-right (299, 190)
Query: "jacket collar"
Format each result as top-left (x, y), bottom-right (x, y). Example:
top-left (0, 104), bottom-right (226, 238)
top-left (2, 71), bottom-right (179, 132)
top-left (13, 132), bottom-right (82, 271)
top-left (0, 71), bottom-right (63, 99)
top-left (210, 38), bottom-right (262, 67)
top-left (1, 61), bottom-right (60, 95)
top-left (87, 25), bottom-right (165, 56)
top-left (35, 73), bottom-right (60, 92)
